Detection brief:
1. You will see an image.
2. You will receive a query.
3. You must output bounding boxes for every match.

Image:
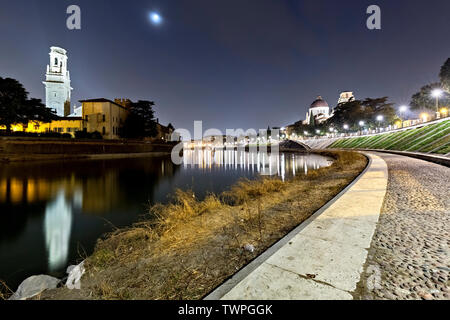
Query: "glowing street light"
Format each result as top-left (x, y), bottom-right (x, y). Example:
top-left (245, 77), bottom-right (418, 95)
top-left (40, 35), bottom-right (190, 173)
top-left (343, 124), bottom-right (349, 130)
top-left (432, 88), bottom-right (443, 98)
top-left (303, 131), bottom-right (309, 136)
top-left (376, 115), bottom-right (384, 122)
top-left (420, 113), bottom-right (429, 123)
top-left (440, 107), bottom-right (448, 118)
top-left (399, 105), bottom-right (408, 113)
top-left (432, 89), bottom-right (443, 113)
top-left (359, 121), bottom-right (365, 127)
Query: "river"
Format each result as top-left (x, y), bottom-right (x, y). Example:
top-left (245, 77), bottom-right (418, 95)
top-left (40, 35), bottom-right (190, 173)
top-left (0, 150), bottom-right (332, 290)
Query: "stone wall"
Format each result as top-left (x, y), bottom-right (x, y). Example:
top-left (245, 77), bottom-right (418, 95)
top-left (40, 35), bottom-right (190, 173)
top-left (0, 137), bottom-right (176, 155)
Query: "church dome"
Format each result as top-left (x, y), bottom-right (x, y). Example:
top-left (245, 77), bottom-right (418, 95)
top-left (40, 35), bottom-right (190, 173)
top-left (310, 96), bottom-right (329, 109)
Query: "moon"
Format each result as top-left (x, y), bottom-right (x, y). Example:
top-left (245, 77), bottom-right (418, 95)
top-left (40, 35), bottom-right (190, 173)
top-left (149, 12), bottom-right (162, 25)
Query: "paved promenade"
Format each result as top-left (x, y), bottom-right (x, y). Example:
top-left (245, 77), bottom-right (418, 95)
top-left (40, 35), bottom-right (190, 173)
top-left (207, 153), bottom-right (388, 300)
top-left (356, 153), bottom-right (450, 300)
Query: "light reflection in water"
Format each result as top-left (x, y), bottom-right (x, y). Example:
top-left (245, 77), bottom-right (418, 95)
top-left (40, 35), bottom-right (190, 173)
top-left (183, 149), bottom-right (332, 180)
top-left (44, 191), bottom-right (73, 271)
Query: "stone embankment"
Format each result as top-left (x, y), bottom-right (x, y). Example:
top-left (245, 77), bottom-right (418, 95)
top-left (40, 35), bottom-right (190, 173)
top-left (0, 137), bottom-right (176, 162)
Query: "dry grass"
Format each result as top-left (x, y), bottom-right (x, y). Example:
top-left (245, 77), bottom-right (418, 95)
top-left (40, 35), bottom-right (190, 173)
top-left (39, 150), bottom-right (367, 300)
top-left (0, 280), bottom-right (13, 300)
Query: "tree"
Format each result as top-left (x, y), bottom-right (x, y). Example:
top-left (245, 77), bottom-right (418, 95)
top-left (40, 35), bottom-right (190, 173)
top-left (0, 77), bottom-right (55, 133)
top-left (326, 100), bottom-right (363, 130)
top-left (439, 58), bottom-right (450, 92)
top-left (308, 111), bottom-right (316, 127)
top-left (410, 83), bottom-right (450, 112)
top-left (327, 97), bottom-right (397, 130)
top-left (120, 100), bottom-right (158, 139)
top-left (361, 97), bottom-right (397, 126)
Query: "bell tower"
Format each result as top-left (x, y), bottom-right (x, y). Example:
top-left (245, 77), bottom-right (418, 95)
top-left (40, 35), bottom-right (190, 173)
top-left (43, 47), bottom-right (73, 117)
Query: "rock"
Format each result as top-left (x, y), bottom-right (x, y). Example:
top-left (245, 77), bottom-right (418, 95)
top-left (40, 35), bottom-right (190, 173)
top-left (66, 265), bottom-right (76, 274)
top-left (9, 275), bottom-right (60, 300)
top-left (418, 291), bottom-right (433, 300)
top-left (66, 261), bottom-right (85, 290)
top-left (243, 244), bottom-right (255, 253)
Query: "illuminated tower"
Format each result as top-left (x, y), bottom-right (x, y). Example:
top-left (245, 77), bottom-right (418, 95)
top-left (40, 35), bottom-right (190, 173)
top-left (43, 47), bottom-right (73, 117)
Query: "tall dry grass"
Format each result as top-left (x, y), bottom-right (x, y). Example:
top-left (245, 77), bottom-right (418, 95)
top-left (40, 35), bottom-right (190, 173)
top-left (37, 150), bottom-right (367, 300)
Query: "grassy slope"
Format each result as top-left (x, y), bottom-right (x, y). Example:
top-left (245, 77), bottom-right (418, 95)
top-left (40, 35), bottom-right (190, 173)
top-left (329, 120), bottom-right (450, 155)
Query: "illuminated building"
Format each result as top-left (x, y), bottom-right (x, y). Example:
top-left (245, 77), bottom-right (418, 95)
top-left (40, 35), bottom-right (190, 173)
top-left (43, 47), bottom-right (73, 117)
top-left (304, 96), bottom-right (331, 125)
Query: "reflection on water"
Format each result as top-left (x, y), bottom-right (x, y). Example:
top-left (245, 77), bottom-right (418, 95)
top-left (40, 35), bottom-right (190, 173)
top-left (0, 151), bottom-right (332, 290)
top-left (44, 191), bottom-right (72, 271)
top-left (183, 150), bottom-right (332, 180)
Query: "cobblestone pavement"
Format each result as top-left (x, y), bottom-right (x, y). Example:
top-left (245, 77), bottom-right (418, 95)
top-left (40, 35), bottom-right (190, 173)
top-left (356, 153), bottom-right (450, 300)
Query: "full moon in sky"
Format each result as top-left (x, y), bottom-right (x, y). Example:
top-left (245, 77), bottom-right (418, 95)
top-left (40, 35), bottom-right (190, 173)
top-left (149, 12), bottom-right (162, 25)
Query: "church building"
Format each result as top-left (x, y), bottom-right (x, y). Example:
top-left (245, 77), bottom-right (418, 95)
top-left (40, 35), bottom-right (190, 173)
top-left (303, 96), bottom-right (331, 125)
top-left (43, 47), bottom-right (73, 117)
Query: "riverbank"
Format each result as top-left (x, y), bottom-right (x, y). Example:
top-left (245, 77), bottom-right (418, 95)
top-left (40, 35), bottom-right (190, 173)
top-left (21, 150), bottom-right (367, 300)
top-left (0, 137), bottom-right (176, 162)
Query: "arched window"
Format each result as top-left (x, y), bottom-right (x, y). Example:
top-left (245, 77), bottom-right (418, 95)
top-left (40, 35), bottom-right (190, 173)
top-left (54, 58), bottom-right (58, 66)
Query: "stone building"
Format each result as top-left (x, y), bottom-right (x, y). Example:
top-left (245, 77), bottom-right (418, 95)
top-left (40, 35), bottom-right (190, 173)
top-left (2, 47), bottom-right (172, 140)
top-left (79, 98), bottom-right (131, 139)
top-left (303, 96), bottom-right (331, 125)
top-left (338, 91), bottom-right (355, 104)
top-left (42, 47), bottom-right (73, 117)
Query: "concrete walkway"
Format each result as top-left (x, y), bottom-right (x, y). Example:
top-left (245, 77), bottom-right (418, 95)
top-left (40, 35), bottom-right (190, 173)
top-left (206, 153), bottom-right (388, 300)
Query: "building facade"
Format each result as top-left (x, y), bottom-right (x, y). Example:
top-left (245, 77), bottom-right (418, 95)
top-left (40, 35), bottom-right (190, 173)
top-left (43, 47), bottom-right (73, 117)
top-left (303, 96), bottom-right (331, 125)
top-left (2, 47), bottom-right (172, 141)
top-left (80, 99), bottom-right (130, 140)
top-left (338, 91), bottom-right (355, 104)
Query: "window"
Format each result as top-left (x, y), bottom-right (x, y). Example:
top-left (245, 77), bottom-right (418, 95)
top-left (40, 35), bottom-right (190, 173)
top-left (102, 115), bottom-right (106, 122)
top-left (102, 127), bottom-right (106, 135)
top-left (85, 115), bottom-right (89, 121)
top-left (54, 58), bottom-right (58, 66)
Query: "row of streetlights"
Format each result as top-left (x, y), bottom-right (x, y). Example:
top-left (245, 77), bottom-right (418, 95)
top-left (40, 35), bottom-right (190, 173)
top-left (302, 90), bottom-right (448, 137)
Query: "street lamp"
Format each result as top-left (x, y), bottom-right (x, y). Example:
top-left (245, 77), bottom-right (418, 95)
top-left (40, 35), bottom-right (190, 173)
top-left (432, 89), bottom-right (443, 115)
top-left (420, 113), bottom-right (429, 123)
top-left (398, 105), bottom-right (408, 128)
top-left (399, 105), bottom-right (408, 113)
top-left (376, 115), bottom-right (384, 132)
top-left (343, 124), bottom-right (349, 130)
top-left (358, 121), bottom-right (365, 135)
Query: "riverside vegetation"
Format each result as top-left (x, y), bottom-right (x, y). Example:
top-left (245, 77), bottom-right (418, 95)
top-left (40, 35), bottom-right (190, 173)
top-left (18, 150), bottom-right (367, 300)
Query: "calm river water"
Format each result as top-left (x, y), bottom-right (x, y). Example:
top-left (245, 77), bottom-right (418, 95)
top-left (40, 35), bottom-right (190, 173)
top-left (0, 150), bottom-right (332, 290)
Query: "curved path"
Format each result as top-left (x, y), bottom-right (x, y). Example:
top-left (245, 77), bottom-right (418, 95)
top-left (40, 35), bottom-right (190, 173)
top-left (357, 153), bottom-right (450, 300)
top-left (207, 153), bottom-right (388, 300)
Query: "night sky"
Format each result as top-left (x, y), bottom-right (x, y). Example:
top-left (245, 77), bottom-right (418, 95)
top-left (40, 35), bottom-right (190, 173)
top-left (0, 0), bottom-right (449, 132)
